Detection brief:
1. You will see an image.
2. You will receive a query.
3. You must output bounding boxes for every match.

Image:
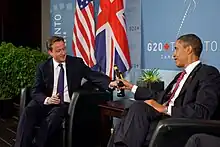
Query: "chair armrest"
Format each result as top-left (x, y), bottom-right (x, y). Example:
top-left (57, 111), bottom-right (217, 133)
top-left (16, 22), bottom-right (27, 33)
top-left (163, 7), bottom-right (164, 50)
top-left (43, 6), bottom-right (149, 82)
top-left (19, 87), bottom-right (32, 117)
top-left (149, 118), bottom-right (220, 147)
top-left (66, 92), bottom-right (80, 147)
top-left (19, 87), bottom-right (28, 117)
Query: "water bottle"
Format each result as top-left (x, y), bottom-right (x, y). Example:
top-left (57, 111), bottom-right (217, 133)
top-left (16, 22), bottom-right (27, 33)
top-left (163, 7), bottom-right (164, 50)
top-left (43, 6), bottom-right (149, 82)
top-left (113, 65), bottom-right (125, 97)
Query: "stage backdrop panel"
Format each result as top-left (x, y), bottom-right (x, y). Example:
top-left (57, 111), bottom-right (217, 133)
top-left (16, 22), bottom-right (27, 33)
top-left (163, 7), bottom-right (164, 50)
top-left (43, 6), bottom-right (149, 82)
top-left (142, 0), bottom-right (220, 70)
top-left (50, 0), bottom-right (74, 55)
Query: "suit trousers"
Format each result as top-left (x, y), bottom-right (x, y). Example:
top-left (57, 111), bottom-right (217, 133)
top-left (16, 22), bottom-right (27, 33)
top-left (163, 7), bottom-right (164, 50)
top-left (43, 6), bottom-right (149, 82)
top-left (185, 134), bottom-right (220, 147)
top-left (14, 100), bottom-right (68, 147)
top-left (112, 101), bottom-right (165, 147)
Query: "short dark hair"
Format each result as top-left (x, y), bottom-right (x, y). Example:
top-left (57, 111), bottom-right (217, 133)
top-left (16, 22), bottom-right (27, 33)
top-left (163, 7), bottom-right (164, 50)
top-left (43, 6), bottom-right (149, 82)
top-left (46, 36), bottom-right (65, 51)
top-left (177, 34), bottom-right (203, 57)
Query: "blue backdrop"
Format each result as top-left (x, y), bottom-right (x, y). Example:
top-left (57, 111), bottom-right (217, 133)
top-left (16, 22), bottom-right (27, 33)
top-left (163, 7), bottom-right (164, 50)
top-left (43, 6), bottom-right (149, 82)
top-left (50, 0), bottom-right (74, 55)
top-left (142, 0), bottom-right (220, 70)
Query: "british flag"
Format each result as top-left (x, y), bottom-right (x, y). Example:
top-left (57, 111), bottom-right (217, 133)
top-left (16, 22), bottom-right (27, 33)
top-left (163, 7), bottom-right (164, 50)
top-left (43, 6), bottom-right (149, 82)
top-left (95, 0), bottom-right (131, 79)
top-left (72, 0), bottom-right (96, 67)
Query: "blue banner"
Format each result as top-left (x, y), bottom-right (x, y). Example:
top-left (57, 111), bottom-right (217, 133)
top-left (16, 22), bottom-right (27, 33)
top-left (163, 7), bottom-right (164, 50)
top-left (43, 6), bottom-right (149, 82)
top-left (50, 0), bottom-right (74, 55)
top-left (142, 0), bottom-right (220, 70)
top-left (125, 0), bottom-right (142, 70)
top-left (123, 0), bottom-right (142, 87)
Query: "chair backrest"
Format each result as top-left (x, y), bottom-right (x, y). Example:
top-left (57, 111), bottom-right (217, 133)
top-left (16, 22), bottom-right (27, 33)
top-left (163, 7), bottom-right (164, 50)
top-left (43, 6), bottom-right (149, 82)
top-left (67, 90), bottom-right (112, 147)
top-left (212, 102), bottom-right (220, 120)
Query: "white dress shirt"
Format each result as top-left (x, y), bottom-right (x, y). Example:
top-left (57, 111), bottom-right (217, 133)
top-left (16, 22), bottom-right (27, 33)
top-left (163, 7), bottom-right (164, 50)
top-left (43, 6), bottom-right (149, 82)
top-left (44, 59), bottom-right (70, 104)
top-left (131, 60), bottom-right (201, 116)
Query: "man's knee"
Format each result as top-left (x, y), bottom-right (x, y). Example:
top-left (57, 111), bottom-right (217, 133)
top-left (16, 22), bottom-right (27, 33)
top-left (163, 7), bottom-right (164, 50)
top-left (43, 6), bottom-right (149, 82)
top-left (46, 106), bottom-right (66, 127)
top-left (129, 101), bottom-right (148, 111)
top-left (190, 133), bottom-right (210, 140)
top-left (187, 133), bottom-right (209, 146)
top-left (129, 101), bottom-right (155, 113)
top-left (22, 100), bottom-right (41, 119)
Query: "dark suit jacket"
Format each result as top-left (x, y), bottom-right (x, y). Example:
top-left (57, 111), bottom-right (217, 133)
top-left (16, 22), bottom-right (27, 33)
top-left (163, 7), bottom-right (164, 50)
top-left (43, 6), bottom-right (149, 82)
top-left (31, 55), bottom-right (111, 104)
top-left (134, 63), bottom-right (220, 120)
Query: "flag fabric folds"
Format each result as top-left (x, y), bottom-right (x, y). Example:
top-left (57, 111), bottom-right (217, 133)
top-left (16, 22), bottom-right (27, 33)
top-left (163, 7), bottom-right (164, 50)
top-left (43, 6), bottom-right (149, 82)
top-left (72, 0), bottom-right (96, 67)
top-left (95, 0), bottom-right (131, 79)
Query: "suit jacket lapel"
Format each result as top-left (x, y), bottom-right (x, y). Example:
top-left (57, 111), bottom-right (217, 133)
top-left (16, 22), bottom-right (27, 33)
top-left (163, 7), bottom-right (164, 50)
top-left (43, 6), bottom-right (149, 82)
top-left (50, 60), bottom-right (54, 88)
top-left (160, 73), bottom-right (181, 103)
top-left (178, 63), bottom-right (202, 97)
top-left (44, 58), bottom-right (54, 91)
top-left (65, 56), bottom-right (72, 97)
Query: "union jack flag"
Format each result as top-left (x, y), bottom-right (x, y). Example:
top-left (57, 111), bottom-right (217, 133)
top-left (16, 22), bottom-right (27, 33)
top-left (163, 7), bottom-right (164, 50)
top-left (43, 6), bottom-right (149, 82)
top-left (72, 0), bottom-right (96, 67)
top-left (95, 0), bottom-right (131, 79)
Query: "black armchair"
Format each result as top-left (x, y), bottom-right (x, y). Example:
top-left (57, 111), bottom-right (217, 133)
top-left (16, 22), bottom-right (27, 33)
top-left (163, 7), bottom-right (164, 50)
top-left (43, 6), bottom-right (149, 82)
top-left (18, 83), bottom-right (112, 147)
top-left (108, 117), bottom-right (220, 147)
top-left (149, 118), bottom-right (220, 147)
top-left (18, 87), bottom-right (66, 146)
top-left (67, 90), bottom-right (112, 147)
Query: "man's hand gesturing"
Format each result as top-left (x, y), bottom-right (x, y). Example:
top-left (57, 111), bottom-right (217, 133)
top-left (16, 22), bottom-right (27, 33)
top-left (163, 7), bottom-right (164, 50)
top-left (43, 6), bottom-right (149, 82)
top-left (47, 93), bottom-right (60, 105)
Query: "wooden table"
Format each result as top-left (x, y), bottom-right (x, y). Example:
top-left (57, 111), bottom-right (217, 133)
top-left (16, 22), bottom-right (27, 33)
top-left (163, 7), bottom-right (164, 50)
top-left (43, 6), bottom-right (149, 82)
top-left (98, 99), bottom-right (134, 147)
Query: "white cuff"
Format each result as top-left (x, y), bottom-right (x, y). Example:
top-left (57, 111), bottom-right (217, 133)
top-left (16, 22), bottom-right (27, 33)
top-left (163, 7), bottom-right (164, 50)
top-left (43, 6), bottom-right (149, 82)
top-left (131, 85), bottom-right (138, 94)
top-left (44, 97), bottom-right (50, 105)
top-left (108, 84), bottom-right (114, 89)
top-left (166, 105), bottom-right (172, 116)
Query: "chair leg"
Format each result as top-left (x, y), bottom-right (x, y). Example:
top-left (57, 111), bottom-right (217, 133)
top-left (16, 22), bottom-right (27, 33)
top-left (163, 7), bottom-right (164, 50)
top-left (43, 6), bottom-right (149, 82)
top-left (62, 121), bottom-right (66, 147)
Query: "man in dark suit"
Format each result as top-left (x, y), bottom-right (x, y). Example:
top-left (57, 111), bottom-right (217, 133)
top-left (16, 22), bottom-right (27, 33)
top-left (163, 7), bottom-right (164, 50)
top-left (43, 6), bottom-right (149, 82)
top-left (14, 36), bottom-right (117, 147)
top-left (185, 134), bottom-right (220, 147)
top-left (109, 34), bottom-right (220, 147)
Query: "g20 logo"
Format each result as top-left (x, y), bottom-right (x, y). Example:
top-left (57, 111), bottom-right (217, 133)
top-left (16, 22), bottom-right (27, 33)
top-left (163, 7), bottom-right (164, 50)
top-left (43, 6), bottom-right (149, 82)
top-left (146, 41), bottom-right (219, 52)
top-left (146, 42), bottom-right (175, 52)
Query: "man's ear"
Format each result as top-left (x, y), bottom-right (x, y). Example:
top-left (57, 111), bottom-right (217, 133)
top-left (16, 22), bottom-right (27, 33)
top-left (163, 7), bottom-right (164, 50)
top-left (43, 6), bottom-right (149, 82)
top-left (186, 45), bottom-right (193, 55)
top-left (48, 50), bottom-right (53, 56)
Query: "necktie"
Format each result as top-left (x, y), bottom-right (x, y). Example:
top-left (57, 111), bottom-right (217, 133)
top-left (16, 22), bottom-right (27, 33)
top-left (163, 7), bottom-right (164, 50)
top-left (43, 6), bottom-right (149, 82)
top-left (57, 64), bottom-right (64, 104)
top-left (166, 70), bottom-right (186, 105)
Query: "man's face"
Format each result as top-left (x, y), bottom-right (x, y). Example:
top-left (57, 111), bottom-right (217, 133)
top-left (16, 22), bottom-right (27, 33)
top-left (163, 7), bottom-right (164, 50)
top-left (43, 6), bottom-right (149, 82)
top-left (48, 41), bottom-right (67, 63)
top-left (173, 40), bottom-right (189, 68)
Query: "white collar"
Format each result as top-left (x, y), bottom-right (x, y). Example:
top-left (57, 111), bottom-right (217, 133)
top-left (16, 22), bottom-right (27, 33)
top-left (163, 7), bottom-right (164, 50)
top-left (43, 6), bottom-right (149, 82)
top-left (184, 60), bottom-right (201, 75)
top-left (52, 58), bottom-right (65, 68)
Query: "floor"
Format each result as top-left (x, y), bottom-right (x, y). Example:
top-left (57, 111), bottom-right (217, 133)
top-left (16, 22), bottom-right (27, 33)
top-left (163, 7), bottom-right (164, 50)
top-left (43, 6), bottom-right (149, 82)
top-left (0, 103), bottom-right (111, 147)
top-left (0, 116), bottom-right (18, 147)
top-left (0, 103), bottom-right (19, 147)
